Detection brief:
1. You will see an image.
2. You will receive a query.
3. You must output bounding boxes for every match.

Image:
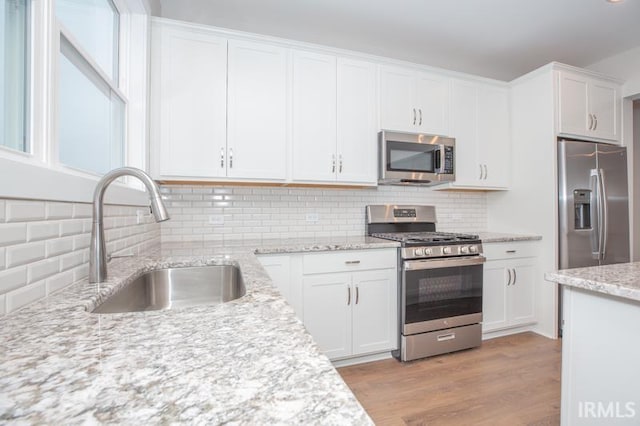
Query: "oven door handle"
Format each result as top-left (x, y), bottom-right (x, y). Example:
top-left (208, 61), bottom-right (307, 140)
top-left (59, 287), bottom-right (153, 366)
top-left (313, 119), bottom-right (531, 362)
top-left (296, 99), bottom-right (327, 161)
top-left (403, 256), bottom-right (486, 271)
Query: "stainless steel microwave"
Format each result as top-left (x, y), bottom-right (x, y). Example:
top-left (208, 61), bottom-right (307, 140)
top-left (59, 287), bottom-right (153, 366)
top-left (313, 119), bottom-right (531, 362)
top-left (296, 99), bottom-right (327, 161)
top-left (378, 130), bottom-right (455, 186)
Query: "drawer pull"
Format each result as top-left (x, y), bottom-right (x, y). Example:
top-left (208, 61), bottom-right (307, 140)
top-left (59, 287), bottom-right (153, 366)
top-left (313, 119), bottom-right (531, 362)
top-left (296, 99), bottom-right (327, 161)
top-left (506, 250), bottom-right (517, 254)
top-left (437, 333), bottom-right (456, 342)
top-left (345, 260), bottom-right (361, 265)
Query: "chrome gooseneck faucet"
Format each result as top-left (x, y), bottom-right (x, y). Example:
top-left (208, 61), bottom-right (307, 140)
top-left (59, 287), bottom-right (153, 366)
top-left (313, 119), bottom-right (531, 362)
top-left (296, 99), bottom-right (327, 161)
top-left (89, 167), bottom-right (170, 283)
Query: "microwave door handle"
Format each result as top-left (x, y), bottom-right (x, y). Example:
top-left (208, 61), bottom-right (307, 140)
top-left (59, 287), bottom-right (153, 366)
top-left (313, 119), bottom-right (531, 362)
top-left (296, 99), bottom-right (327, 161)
top-left (436, 145), bottom-right (446, 173)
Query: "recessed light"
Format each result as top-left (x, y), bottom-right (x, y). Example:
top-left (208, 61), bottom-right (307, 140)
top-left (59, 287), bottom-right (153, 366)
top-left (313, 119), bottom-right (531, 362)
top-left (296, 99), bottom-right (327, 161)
top-left (607, 0), bottom-right (624, 3)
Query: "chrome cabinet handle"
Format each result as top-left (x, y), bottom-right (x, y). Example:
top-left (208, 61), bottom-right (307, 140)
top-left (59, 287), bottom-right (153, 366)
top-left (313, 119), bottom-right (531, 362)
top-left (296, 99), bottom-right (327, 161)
top-left (332, 154), bottom-right (336, 173)
top-left (588, 114), bottom-right (593, 130)
top-left (339, 154), bottom-right (343, 173)
top-left (593, 114), bottom-right (598, 131)
top-left (413, 108), bottom-right (416, 125)
top-left (507, 268), bottom-right (512, 286)
top-left (347, 286), bottom-right (351, 305)
top-left (479, 164), bottom-right (483, 180)
top-left (419, 109), bottom-right (422, 126)
top-left (229, 148), bottom-right (233, 168)
top-left (506, 250), bottom-right (516, 254)
top-left (484, 165), bottom-right (488, 180)
top-left (220, 148), bottom-right (225, 168)
top-left (512, 268), bottom-right (517, 285)
top-left (355, 286), bottom-right (359, 304)
top-left (345, 260), bottom-right (361, 265)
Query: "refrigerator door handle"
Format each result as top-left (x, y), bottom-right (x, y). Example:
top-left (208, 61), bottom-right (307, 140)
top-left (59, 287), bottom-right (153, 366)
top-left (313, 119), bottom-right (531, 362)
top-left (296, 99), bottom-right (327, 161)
top-left (590, 169), bottom-right (602, 260)
top-left (599, 168), bottom-right (608, 260)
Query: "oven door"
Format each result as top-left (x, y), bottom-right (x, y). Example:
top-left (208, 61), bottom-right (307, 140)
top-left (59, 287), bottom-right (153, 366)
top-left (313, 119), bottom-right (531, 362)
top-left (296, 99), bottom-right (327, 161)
top-left (401, 256), bottom-right (484, 335)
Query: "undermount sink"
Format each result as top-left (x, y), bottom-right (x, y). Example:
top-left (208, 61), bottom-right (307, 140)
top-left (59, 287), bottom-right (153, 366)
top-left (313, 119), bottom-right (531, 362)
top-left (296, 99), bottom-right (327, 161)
top-left (92, 265), bottom-right (246, 314)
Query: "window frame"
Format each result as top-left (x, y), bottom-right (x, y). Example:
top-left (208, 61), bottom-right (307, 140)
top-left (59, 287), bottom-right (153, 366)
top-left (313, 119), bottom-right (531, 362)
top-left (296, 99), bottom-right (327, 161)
top-left (0, 0), bottom-right (151, 205)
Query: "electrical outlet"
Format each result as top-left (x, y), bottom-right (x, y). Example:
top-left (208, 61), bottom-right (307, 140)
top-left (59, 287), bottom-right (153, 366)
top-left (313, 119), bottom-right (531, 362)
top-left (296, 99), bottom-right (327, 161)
top-left (306, 213), bottom-right (319, 223)
top-left (209, 215), bottom-right (225, 225)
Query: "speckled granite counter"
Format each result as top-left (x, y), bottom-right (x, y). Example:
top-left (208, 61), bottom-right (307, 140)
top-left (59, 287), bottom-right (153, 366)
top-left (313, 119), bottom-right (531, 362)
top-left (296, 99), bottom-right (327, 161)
top-left (0, 238), bottom-right (391, 424)
top-left (545, 262), bottom-right (640, 302)
top-left (475, 232), bottom-right (542, 243)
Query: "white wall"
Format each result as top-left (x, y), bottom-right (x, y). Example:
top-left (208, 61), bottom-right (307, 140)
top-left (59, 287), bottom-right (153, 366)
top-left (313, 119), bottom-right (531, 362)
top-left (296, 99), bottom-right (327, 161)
top-left (587, 46), bottom-right (640, 99)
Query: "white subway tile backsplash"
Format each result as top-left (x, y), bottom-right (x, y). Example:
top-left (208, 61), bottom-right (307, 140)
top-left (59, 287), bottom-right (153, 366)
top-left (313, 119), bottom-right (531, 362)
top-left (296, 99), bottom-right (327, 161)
top-left (0, 197), bottom-right (160, 315)
top-left (46, 237), bottom-right (74, 257)
top-left (46, 270), bottom-right (75, 294)
top-left (6, 201), bottom-right (46, 222)
top-left (0, 267), bottom-right (27, 293)
top-left (0, 223), bottom-right (27, 247)
top-left (6, 281), bottom-right (47, 313)
top-left (7, 242), bottom-right (46, 268)
top-left (160, 184), bottom-right (487, 242)
top-left (60, 220), bottom-right (84, 237)
top-left (27, 222), bottom-right (60, 242)
top-left (28, 258), bottom-right (60, 284)
top-left (46, 202), bottom-right (74, 220)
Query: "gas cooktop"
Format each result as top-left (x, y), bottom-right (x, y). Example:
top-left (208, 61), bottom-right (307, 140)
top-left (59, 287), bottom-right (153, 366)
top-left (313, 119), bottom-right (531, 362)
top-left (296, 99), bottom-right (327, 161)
top-left (371, 231), bottom-right (481, 247)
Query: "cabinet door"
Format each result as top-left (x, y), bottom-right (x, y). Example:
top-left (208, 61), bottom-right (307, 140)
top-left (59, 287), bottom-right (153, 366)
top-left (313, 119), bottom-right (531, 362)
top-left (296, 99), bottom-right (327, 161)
top-left (291, 51), bottom-right (337, 182)
top-left (258, 254), bottom-right (301, 316)
top-left (154, 26), bottom-right (227, 178)
top-left (478, 86), bottom-right (510, 188)
top-left (450, 80), bottom-right (480, 187)
top-left (227, 40), bottom-right (287, 180)
top-left (508, 261), bottom-right (536, 326)
top-left (558, 72), bottom-right (589, 137)
top-left (482, 260), bottom-right (508, 332)
top-left (303, 273), bottom-right (352, 359)
top-left (351, 269), bottom-right (397, 355)
top-left (336, 58), bottom-right (377, 184)
top-left (589, 80), bottom-right (618, 141)
top-left (415, 72), bottom-right (449, 136)
top-left (379, 66), bottom-right (415, 132)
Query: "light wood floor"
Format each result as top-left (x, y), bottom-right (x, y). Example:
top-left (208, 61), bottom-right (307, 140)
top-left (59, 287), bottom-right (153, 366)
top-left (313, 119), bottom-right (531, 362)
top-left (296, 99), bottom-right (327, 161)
top-left (338, 332), bottom-right (561, 426)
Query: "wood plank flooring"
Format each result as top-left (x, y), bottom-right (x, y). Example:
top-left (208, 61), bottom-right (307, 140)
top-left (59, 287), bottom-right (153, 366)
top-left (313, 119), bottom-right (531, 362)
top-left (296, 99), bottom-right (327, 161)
top-left (338, 332), bottom-right (561, 426)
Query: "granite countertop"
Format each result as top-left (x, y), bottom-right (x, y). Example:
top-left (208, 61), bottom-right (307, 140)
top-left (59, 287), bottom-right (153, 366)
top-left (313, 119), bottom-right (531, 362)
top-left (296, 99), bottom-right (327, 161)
top-left (545, 262), bottom-right (640, 303)
top-left (476, 232), bottom-right (542, 243)
top-left (0, 237), bottom-right (395, 424)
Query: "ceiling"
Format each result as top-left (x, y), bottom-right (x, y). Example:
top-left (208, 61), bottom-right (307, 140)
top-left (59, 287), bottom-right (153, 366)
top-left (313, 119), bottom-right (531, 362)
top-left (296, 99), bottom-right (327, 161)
top-left (156, 0), bottom-right (640, 81)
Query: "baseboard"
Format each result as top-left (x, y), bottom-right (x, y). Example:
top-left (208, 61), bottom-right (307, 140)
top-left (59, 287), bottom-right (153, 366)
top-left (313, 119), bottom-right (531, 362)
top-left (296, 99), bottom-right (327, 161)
top-left (331, 351), bottom-right (394, 367)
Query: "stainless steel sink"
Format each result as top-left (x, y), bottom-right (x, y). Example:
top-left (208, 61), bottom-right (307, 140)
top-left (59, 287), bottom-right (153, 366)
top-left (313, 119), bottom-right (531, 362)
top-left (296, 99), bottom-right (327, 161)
top-left (92, 265), bottom-right (245, 314)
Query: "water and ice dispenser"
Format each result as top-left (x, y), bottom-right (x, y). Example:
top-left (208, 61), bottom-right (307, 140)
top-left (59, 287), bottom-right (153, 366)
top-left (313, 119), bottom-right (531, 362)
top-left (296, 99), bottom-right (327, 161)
top-left (573, 190), bottom-right (591, 230)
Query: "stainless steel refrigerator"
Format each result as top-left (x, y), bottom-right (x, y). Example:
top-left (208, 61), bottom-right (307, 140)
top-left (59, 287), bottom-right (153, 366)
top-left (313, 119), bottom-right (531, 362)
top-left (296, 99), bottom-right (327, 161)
top-left (557, 139), bottom-right (630, 335)
top-left (558, 139), bottom-right (630, 270)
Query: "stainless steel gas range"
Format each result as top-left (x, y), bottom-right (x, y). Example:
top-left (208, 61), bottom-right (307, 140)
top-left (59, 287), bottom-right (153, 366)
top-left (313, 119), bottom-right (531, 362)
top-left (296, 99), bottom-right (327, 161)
top-left (366, 205), bottom-right (485, 362)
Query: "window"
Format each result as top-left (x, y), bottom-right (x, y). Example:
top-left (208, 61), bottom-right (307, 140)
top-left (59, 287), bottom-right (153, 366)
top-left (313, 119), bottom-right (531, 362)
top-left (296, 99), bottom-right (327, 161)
top-left (0, 0), bottom-right (29, 152)
top-left (56, 0), bottom-right (125, 175)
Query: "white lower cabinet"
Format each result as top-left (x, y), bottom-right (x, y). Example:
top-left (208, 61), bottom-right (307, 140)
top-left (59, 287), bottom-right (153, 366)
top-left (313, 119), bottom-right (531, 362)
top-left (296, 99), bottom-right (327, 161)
top-left (482, 242), bottom-right (538, 335)
top-left (258, 248), bottom-right (398, 363)
top-left (303, 268), bottom-right (397, 360)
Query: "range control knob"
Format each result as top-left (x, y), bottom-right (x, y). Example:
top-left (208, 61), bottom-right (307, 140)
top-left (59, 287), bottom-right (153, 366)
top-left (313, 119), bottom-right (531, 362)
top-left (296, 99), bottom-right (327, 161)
top-left (460, 246), bottom-right (469, 254)
top-left (414, 248), bottom-right (424, 257)
top-left (443, 247), bottom-right (452, 255)
top-left (469, 245), bottom-right (478, 253)
top-left (424, 248), bottom-right (433, 256)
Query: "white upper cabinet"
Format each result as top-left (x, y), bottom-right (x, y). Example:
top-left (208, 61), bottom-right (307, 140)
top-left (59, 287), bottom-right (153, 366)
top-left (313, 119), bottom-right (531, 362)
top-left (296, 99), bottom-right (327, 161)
top-left (446, 79), bottom-right (509, 190)
top-left (336, 58), bottom-right (377, 184)
top-left (151, 24), bottom-right (227, 178)
top-left (379, 66), bottom-right (449, 136)
top-left (291, 51), bottom-right (337, 182)
top-left (292, 54), bottom-right (377, 184)
top-left (558, 71), bottom-right (620, 143)
top-left (227, 40), bottom-right (288, 180)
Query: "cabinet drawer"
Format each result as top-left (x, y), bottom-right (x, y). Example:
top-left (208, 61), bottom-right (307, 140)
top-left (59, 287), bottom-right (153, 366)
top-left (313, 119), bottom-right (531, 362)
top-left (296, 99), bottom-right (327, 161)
top-left (483, 241), bottom-right (539, 261)
top-left (303, 249), bottom-right (396, 274)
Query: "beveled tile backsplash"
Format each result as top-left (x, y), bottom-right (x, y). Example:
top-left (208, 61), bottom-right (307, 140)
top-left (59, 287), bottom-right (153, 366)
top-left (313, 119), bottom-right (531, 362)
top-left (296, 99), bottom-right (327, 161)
top-left (160, 184), bottom-right (487, 242)
top-left (0, 199), bottom-right (160, 315)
